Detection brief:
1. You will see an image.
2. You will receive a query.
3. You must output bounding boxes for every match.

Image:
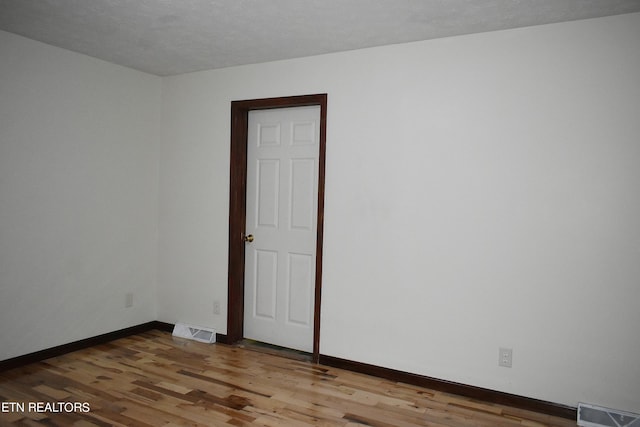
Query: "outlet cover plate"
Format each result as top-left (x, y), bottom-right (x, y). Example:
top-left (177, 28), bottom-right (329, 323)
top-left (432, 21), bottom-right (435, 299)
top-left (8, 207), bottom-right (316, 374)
top-left (499, 347), bottom-right (513, 368)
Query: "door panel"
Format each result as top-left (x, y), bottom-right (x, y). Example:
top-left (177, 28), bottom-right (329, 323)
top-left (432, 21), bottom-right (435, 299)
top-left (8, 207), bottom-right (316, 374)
top-left (256, 159), bottom-right (280, 228)
top-left (290, 159), bottom-right (315, 230)
top-left (287, 252), bottom-right (313, 325)
top-left (243, 105), bottom-right (320, 352)
top-left (254, 249), bottom-right (277, 319)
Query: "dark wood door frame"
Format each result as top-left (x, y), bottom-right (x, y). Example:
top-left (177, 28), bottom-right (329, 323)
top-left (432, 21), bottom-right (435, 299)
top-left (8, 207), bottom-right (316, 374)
top-left (227, 94), bottom-right (327, 363)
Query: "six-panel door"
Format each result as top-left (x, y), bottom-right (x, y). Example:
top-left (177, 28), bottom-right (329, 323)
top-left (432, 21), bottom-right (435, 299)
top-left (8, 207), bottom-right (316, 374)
top-left (243, 105), bottom-right (320, 352)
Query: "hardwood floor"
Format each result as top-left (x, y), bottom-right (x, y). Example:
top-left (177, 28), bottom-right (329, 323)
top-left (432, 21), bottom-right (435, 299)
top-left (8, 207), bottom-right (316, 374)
top-left (0, 330), bottom-right (577, 426)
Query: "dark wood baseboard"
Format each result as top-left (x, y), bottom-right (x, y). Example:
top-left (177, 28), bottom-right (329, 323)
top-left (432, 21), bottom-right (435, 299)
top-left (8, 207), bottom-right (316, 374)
top-left (319, 354), bottom-right (577, 420)
top-left (152, 321), bottom-right (175, 332)
top-left (213, 333), bottom-right (232, 345)
top-left (1, 321), bottom-right (161, 371)
top-left (0, 321), bottom-right (229, 372)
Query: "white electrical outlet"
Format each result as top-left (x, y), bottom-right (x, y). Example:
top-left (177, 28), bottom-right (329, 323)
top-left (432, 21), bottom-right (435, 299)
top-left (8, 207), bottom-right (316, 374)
top-left (213, 300), bottom-right (221, 315)
top-left (499, 347), bottom-right (513, 368)
top-left (125, 293), bottom-right (134, 308)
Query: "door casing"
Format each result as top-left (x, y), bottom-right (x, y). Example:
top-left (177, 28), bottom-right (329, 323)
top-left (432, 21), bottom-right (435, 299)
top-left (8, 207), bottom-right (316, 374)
top-left (227, 94), bottom-right (327, 362)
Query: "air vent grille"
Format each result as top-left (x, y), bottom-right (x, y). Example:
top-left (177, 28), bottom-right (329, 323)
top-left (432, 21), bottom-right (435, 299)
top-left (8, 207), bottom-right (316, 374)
top-left (172, 323), bottom-right (216, 344)
top-left (578, 403), bottom-right (640, 427)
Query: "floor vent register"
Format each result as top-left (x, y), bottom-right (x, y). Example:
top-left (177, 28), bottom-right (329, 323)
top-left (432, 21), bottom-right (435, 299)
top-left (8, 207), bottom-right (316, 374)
top-left (172, 323), bottom-right (216, 344)
top-left (578, 403), bottom-right (640, 427)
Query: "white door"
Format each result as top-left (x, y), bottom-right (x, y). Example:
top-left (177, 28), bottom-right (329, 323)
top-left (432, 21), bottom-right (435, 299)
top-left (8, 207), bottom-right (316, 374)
top-left (243, 105), bottom-right (320, 352)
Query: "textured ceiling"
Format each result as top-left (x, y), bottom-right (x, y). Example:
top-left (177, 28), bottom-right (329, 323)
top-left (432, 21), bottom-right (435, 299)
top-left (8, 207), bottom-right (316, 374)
top-left (1, 0), bottom-right (639, 76)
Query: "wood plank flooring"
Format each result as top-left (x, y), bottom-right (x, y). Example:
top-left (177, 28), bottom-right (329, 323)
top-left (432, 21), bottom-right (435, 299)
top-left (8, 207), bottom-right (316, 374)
top-left (0, 330), bottom-right (577, 426)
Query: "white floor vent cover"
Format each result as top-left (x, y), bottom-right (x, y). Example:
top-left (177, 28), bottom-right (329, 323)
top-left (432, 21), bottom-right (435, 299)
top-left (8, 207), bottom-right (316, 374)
top-left (172, 323), bottom-right (216, 344)
top-left (578, 403), bottom-right (640, 427)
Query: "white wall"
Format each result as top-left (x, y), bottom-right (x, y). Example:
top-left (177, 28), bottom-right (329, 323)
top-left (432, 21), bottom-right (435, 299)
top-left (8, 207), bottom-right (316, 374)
top-left (4, 9), bottom-right (635, 415)
top-left (0, 31), bottom-right (161, 361)
top-left (158, 13), bottom-right (640, 412)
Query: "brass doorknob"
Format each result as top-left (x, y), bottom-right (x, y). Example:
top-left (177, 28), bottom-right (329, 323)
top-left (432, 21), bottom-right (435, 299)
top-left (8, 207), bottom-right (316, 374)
top-left (243, 234), bottom-right (254, 243)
